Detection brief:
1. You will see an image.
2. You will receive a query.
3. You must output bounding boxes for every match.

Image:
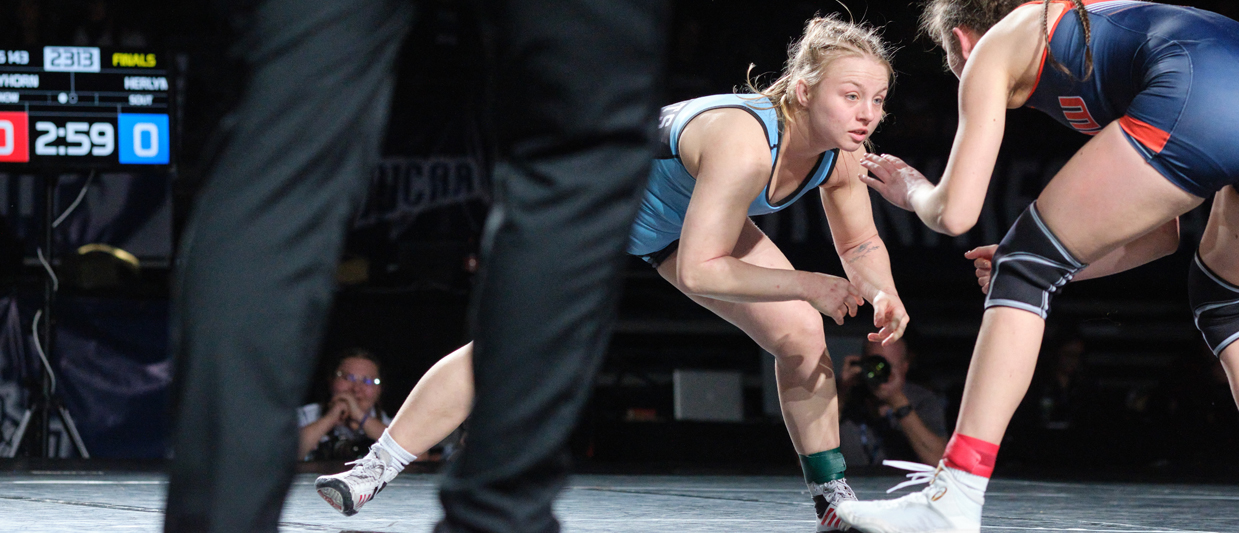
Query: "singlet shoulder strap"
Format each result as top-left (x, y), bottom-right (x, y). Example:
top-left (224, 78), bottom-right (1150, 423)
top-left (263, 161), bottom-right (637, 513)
top-left (666, 94), bottom-right (779, 158)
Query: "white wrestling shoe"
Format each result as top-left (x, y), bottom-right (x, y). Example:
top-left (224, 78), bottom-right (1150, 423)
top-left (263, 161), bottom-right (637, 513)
top-left (315, 446), bottom-right (401, 516)
top-left (834, 461), bottom-right (984, 533)
top-left (811, 478), bottom-right (858, 531)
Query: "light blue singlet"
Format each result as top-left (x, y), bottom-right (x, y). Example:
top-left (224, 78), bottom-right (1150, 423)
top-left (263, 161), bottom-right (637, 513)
top-left (626, 94), bottom-right (839, 257)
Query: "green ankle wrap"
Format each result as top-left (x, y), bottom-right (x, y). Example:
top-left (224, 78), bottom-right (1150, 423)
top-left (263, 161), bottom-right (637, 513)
top-left (799, 448), bottom-right (847, 484)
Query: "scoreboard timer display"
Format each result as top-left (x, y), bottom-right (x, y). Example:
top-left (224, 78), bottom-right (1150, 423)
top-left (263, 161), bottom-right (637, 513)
top-left (0, 46), bottom-right (175, 168)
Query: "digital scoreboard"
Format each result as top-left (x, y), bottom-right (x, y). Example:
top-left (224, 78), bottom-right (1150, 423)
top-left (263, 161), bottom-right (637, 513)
top-left (0, 46), bottom-right (174, 168)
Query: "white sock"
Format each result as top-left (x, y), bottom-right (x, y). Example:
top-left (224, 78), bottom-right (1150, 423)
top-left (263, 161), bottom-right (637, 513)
top-left (943, 461), bottom-right (989, 494)
top-left (376, 430), bottom-right (417, 470)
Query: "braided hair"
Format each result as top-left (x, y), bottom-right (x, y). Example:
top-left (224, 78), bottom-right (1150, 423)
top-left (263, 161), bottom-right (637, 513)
top-left (920, 0), bottom-right (1093, 80)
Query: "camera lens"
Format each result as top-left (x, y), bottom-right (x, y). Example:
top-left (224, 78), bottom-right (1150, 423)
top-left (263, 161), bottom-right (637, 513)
top-left (859, 355), bottom-right (891, 388)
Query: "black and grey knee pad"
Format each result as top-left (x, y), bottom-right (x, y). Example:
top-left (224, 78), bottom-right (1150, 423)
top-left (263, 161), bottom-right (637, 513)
top-left (984, 203), bottom-right (1088, 319)
top-left (1188, 252), bottom-right (1239, 356)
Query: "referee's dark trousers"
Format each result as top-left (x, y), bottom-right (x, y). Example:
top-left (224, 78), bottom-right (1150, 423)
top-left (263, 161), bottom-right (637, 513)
top-left (437, 2), bottom-right (667, 531)
top-left (163, 0), bottom-right (668, 531)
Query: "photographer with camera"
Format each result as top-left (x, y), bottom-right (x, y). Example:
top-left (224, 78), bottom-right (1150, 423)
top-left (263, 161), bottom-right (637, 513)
top-left (838, 338), bottom-right (946, 466)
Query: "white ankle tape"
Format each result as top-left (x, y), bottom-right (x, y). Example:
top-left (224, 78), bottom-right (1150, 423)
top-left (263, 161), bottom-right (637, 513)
top-left (377, 430), bottom-right (417, 468)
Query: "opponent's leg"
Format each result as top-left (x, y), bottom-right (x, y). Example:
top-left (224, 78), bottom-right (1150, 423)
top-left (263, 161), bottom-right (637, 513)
top-left (657, 220), bottom-right (854, 531)
top-left (838, 123), bottom-right (1203, 533)
top-left (957, 124), bottom-right (1201, 444)
top-left (1195, 186), bottom-right (1239, 410)
top-left (1223, 347), bottom-right (1239, 412)
top-left (387, 342), bottom-right (475, 455)
top-left (317, 343), bottom-right (475, 515)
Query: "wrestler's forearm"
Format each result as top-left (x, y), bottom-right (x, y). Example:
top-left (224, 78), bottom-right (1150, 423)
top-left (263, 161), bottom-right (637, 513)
top-left (1074, 218), bottom-right (1179, 281)
top-left (839, 236), bottom-right (898, 303)
top-left (677, 256), bottom-right (831, 304)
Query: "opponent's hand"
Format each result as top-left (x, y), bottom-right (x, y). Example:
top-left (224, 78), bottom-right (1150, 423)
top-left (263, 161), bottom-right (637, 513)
top-left (867, 290), bottom-right (909, 345)
top-left (858, 154), bottom-right (932, 212)
top-left (806, 273), bottom-right (864, 325)
top-left (964, 245), bottom-right (998, 294)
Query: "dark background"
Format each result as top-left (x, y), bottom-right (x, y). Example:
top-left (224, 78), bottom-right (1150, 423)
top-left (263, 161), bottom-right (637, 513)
top-left (0, 0), bottom-right (1236, 475)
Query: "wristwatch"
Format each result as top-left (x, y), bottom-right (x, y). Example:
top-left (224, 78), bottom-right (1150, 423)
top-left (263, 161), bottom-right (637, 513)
top-left (891, 404), bottom-right (914, 421)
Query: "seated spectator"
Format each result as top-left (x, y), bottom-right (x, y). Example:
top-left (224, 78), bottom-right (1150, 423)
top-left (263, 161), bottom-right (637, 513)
top-left (838, 338), bottom-right (947, 467)
top-left (297, 348), bottom-right (391, 460)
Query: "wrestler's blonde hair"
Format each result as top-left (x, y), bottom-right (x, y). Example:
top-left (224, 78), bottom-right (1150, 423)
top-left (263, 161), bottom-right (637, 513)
top-left (746, 13), bottom-right (894, 120)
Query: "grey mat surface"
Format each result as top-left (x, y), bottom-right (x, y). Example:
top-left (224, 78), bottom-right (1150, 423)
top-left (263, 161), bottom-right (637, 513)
top-left (0, 471), bottom-right (1235, 532)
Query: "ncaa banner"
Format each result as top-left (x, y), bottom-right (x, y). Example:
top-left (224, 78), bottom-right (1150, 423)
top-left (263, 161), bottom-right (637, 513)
top-left (356, 157), bottom-right (488, 234)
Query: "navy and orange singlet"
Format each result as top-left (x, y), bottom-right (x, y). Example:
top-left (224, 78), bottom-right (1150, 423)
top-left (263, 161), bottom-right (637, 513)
top-left (1024, 0), bottom-right (1239, 197)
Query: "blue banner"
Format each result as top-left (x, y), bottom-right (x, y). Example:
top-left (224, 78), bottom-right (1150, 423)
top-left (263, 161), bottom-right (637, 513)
top-left (0, 295), bottom-right (170, 458)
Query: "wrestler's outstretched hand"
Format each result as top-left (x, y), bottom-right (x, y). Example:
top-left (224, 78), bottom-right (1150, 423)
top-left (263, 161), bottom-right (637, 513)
top-left (868, 290), bottom-right (909, 345)
top-left (857, 153), bottom-right (932, 211)
top-left (964, 244), bottom-right (998, 294)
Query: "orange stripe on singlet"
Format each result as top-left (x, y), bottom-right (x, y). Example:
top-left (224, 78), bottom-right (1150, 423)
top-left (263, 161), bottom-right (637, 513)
top-left (1119, 116), bottom-right (1170, 153)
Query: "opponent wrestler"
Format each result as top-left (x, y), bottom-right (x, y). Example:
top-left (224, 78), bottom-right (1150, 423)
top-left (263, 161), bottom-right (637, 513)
top-left (834, 2), bottom-right (1239, 531)
top-left (317, 14), bottom-right (907, 531)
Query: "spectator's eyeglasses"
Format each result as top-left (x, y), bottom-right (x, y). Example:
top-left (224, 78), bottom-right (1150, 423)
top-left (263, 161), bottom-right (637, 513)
top-left (335, 371), bottom-right (381, 386)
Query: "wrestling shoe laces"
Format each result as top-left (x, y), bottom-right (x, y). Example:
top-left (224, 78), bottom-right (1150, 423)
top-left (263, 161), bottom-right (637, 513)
top-left (882, 460), bottom-right (939, 493)
top-left (315, 446), bottom-right (399, 516)
top-left (832, 461), bottom-right (984, 533)
top-left (811, 478), bottom-right (857, 531)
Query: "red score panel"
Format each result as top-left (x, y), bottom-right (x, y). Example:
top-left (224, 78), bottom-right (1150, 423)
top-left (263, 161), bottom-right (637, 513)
top-left (0, 111), bottom-right (28, 162)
